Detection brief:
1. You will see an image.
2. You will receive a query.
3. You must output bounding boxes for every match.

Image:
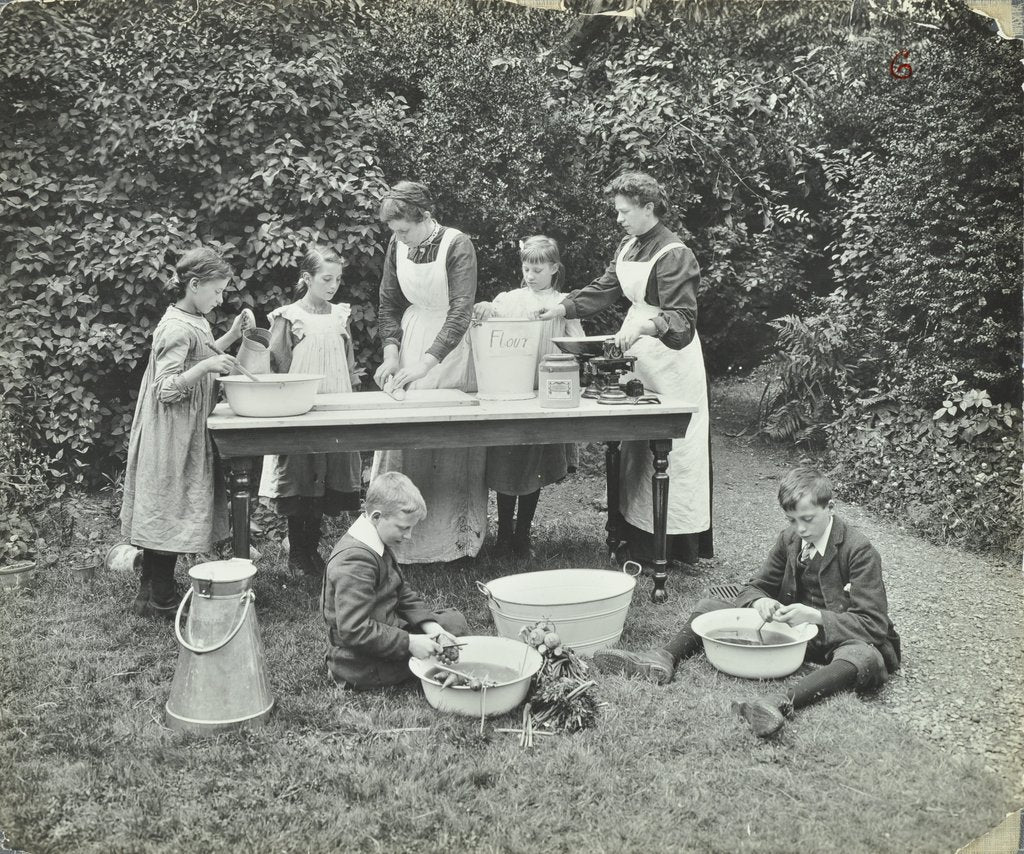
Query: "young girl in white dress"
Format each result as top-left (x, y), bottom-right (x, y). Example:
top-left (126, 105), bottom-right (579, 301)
top-left (260, 246), bottom-right (363, 575)
top-left (474, 236), bottom-right (584, 557)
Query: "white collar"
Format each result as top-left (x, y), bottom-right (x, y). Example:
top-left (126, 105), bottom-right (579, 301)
top-left (806, 516), bottom-right (835, 558)
top-left (347, 513), bottom-right (385, 557)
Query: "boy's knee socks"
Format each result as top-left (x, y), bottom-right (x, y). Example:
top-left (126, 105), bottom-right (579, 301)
top-left (661, 618), bottom-right (703, 662)
top-left (787, 659), bottom-right (858, 709)
top-left (663, 601), bottom-right (738, 663)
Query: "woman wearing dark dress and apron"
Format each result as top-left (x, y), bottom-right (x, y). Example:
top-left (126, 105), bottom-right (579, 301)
top-left (536, 171), bottom-right (713, 567)
top-left (370, 182), bottom-right (487, 564)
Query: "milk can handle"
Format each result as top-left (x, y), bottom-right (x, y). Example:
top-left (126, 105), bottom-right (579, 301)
top-left (174, 589), bottom-right (256, 655)
top-left (621, 560), bottom-right (643, 577)
top-left (475, 580), bottom-right (503, 613)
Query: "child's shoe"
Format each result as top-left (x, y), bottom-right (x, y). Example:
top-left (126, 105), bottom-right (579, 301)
top-left (592, 647), bottom-right (675, 685)
top-left (286, 517), bottom-right (319, 576)
top-left (731, 698), bottom-right (786, 738)
top-left (490, 522), bottom-right (514, 557)
top-left (287, 546), bottom-right (318, 577)
top-left (511, 533), bottom-right (534, 561)
top-left (141, 565), bottom-right (186, 620)
top-left (131, 567), bottom-right (153, 617)
top-left (491, 537), bottom-right (513, 557)
top-left (139, 583), bottom-right (189, 621)
top-left (306, 519), bottom-right (327, 575)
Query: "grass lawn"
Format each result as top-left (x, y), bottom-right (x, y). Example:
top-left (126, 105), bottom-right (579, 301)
top-left (1, 401), bottom-right (1017, 853)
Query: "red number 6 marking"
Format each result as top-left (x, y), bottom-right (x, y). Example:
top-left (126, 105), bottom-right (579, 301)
top-left (889, 49), bottom-right (912, 80)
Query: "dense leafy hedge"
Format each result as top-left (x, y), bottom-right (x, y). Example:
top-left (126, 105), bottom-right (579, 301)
top-left (822, 4), bottom-right (1022, 407)
top-left (0, 0), bottom-right (839, 483)
top-left (0, 0), bottom-right (1019, 553)
top-left (1, 0), bottom-right (392, 480)
top-left (756, 2), bottom-right (1022, 550)
top-left (829, 379), bottom-right (1022, 552)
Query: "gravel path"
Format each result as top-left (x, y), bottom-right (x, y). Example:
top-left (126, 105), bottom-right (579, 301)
top-left (705, 385), bottom-right (1024, 804)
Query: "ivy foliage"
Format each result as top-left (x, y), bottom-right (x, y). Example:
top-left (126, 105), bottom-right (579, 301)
top-left (755, 0), bottom-right (1022, 549)
top-left (0, 0), bottom-right (1020, 554)
top-left (1, 0), bottom-right (391, 478)
top-left (2, 0), bottom-right (838, 481)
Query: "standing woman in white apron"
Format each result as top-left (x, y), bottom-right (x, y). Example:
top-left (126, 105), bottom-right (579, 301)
top-left (536, 172), bottom-right (713, 567)
top-left (370, 182), bottom-right (487, 564)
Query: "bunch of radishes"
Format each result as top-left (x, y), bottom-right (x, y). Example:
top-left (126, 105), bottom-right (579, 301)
top-left (518, 620), bottom-right (589, 681)
top-left (518, 620), bottom-right (564, 657)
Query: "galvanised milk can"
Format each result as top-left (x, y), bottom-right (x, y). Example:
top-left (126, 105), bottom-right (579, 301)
top-left (165, 559), bottom-right (274, 733)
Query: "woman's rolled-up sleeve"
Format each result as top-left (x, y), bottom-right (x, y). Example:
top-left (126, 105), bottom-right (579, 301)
top-left (649, 246), bottom-right (699, 351)
top-left (425, 232), bottom-right (477, 363)
top-left (377, 239), bottom-right (407, 351)
top-left (562, 251), bottom-right (624, 320)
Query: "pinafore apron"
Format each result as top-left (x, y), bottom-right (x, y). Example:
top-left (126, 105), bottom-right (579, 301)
top-left (259, 303), bottom-right (362, 504)
top-left (370, 228), bottom-right (487, 563)
top-left (616, 239), bottom-right (711, 534)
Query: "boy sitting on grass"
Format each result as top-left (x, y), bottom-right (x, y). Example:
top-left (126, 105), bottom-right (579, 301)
top-left (594, 466), bottom-right (901, 737)
top-left (322, 471), bottom-right (468, 690)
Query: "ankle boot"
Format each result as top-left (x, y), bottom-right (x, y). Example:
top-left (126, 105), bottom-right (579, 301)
top-left (593, 647), bottom-right (675, 684)
top-left (511, 521), bottom-right (534, 560)
top-left (731, 698), bottom-right (786, 738)
top-left (305, 517), bottom-right (326, 575)
top-left (286, 517), bottom-right (317, 576)
top-left (493, 523), bottom-right (514, 555)
top-left (131, 564), bottom-right (153, 616)
top-left (145, 561), bottom-right (183, 621)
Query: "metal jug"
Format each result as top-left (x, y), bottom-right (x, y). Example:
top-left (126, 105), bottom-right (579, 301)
top-left (235, 327), bottom-right (272, 375)
top-left (165, 559), bottom-right (274, 733)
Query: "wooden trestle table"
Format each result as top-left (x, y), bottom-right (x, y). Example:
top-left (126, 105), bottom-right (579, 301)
top-left (207, 393), bottom-right (696, 602)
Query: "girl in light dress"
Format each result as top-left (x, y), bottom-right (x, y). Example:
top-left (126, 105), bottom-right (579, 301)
top-left (120, 246), bottom-right (251, 618)
top-left (259, 246), bottom-right (363, 576)
top-left (473, 236), bottom-right (584, 557)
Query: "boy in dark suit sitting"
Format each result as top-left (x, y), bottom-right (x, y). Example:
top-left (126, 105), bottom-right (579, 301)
top-left (594, 466), bottom-right (900, 737)
top-left (322, 471), bottom-right (468, 690)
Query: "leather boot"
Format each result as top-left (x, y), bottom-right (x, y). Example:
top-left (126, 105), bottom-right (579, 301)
top-left (144, 560), bottom-right (184, 621)
top-left (131, 564), bottom-right (153, 617)
top-left (731, 698), bottom-right (787, 738)
top-left (305, 517), bottom-right (326, 575)
top-left (286, 517), bottom-right (316, 576)
top-left (592, 647), bottom-right (676, 685)
top-left (510, 531), bottom-right (533, 560)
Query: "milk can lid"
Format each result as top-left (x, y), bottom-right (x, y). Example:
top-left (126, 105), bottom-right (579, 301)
top-left (188, 558), bottom-right (257, 584)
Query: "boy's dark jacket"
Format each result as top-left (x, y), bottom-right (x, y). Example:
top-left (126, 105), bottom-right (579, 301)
top-left (322, 532), bottom-right (436, 685)
top-left (734, 514), bottom-right (901, 671)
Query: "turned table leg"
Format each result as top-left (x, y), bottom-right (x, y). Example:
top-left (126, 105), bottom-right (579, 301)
top-left (226, 458), bottom-right (253, 560)
top-left (604, 440), bottom-right (623, 559)
top-left (650, 439), bottom-right (671, 603)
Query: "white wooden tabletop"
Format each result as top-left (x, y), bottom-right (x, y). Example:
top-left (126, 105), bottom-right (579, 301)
top-left (208, 392), bottom-right (697, 431)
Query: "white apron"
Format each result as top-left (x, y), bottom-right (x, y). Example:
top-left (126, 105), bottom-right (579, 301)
top-left (370, 228), bottom-right (487, 563)
top-left (259, 303), bottom-right (361, 501)
top-left (616, 239), bottom-right (711, 534)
